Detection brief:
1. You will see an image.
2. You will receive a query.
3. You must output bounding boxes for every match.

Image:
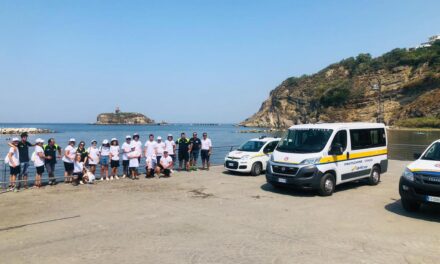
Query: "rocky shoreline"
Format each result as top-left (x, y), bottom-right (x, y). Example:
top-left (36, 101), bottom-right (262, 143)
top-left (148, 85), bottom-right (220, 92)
top-left (0, 128), bottom-right (54, 135)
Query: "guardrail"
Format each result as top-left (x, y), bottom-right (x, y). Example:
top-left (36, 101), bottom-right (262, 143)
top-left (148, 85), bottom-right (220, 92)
top-left (0, 144), bottom-right (429, 193)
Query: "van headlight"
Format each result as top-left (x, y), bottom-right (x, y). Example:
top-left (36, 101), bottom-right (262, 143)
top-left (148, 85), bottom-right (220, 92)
top-left (300, 157), bottom-right (321, 165)
top-left (402, 168), bottom-right (414, 181)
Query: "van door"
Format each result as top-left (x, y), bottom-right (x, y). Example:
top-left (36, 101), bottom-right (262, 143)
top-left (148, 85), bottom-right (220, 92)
top-left (327, 129), bottom-right (350, 183)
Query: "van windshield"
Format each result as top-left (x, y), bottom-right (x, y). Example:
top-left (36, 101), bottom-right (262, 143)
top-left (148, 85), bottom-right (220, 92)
top-left (277, 129), bottom-right (333, 153)
top-left (422, 142), bottom-right (440, 161)
top-left (237, 140), bottom-right (265, 152)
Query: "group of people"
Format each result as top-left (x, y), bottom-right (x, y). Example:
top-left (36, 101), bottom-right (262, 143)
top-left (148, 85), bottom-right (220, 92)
top-left (5, 132), bottom-right (213, 191)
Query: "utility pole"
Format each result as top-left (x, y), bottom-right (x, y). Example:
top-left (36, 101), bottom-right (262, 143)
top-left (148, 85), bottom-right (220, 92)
top-left (371, 78), bottom-right (384, 124)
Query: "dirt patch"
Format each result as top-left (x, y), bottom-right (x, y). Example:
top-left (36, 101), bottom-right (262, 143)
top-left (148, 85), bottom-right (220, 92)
top-left (188, 188), bottom-right (213, 198)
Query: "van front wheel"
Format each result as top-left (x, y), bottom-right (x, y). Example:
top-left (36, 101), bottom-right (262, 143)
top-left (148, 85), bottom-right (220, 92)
top-left (368, 166), bottom-right (381, 186)
top-left (318, 173), bottom-right (335, 196)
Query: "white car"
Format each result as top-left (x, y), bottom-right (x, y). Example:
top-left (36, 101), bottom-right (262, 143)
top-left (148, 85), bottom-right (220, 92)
top-left (399, 139), bottom-right (440, 212)
top-left (224, 137), bottom-right (279, 176)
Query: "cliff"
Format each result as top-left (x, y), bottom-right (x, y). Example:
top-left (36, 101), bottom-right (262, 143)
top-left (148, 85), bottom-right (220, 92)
top-left (241, 41), bottom-right (440, 128)
top-left (96, 112), bottom-right (155, 125)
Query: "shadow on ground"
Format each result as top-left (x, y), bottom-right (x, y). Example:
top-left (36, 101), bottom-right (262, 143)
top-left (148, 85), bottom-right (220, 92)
top-left (385, 199), bottom-right (440, 222)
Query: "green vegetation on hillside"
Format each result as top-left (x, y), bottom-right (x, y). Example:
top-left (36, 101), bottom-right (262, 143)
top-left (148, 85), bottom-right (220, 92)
top-left (395, 117), bottom-right (440, 128)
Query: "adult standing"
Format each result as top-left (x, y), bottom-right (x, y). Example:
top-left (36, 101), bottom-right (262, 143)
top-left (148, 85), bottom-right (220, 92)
top-left (43, 138), bottom-right (62, 185)
top-left (109, 138), bottom-right (120, 180)
top-left (189, 132), bottom-right (201, 170)
top-left (17, 132), bottom-right (34, 189)
top-left (176, 133), bottom-right (191, 171)
top-left (7, 138), bottom-right (20, 192)
top-left (155, 136), bottom-right (165, 165)
top-left (144, 134), bottom-right (157, 177)
top-left (87, 140), bottom-right (100, 177)
top-left (121, 136), bottom-right (132, 178)
top-left (33, 138), bottom-right (46, 188)
top-left (132, 133), bottom-right (142, 163)
top-left (165, 134), bottom-right (176, 163)
top-left (201, 132), bottom-right (213, 170)
top-left (76, 141), bottom-right (89, 164)
top-left (62, 138), bottom-right (76, 183)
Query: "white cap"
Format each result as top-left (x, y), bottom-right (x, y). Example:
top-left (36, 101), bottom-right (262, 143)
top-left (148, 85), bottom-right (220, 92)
top-left (168, 134), bottom-right (173, 137)
top-left (91, 139), bottom-right (97, 143)
top-left (103, 139), bottom-right (109, 144)
top-left (126, 135), bottom-right (132, 139)
top-left (157, 136), bottom-right (162, 140)
top-left (35, 138), bottom-right (44, 144)
top-left (111, 138), bottom-right (117, 142)
top-left (69, 138), bottom-right (76, 142)
top-left (12, 137), bottom-right (20, 142)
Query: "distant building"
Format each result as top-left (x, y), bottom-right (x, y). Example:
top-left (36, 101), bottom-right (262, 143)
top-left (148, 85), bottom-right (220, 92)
top-left (416, 34), bottom-right (440, 49)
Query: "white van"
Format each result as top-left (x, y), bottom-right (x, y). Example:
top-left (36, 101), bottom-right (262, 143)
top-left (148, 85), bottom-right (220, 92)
top-left (266, 123), bottom-right (388, 196)
top-left (225, 136), bottom-right (280, 176)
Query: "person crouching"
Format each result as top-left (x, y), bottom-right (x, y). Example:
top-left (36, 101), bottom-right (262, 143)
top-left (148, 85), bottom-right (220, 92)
top-left (158, 151), bottom-right (174, 177)
top-left (72, 153), bottom-right (84, 186)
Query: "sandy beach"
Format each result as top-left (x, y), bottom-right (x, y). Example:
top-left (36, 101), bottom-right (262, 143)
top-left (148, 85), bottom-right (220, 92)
top-left (0, 160), bottom-right (439, 264)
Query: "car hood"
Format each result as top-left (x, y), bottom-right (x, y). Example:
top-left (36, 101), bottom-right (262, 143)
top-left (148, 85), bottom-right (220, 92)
top-left (408, 159), bottom-right (440, 174)
top-left (272, 150), bottom-right (322, 164)
top-left (227, 150), bottom-right (258, 159)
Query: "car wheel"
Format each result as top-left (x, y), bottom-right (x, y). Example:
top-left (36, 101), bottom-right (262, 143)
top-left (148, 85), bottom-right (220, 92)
top-left (401, 198), bottom-right (421, 212)
top-left (368, 166), bottom-right (381, 186)
top-left (251, 162), bottom-right (262, 176)
top-left (318, 173), bottom-right (335, 196)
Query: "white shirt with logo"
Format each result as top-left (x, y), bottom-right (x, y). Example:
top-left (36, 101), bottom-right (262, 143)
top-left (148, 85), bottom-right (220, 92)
top-left (165, 140), bottom-right (176, 155)
top-left (201, 138), bottom-right (212, 150)
top-left (62, 145), bottom-right (76, 163)
top-left (110, 146), bottom-right (120, 161)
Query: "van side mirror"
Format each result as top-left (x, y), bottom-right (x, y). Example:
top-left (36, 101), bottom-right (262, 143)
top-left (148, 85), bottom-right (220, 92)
top-left (413, 153), bottom-right (421, 160)
top-left (329, 143), bottom-right (343, 156)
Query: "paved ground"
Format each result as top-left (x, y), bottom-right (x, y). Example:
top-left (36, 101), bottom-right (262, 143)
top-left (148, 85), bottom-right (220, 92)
top-left (0, 160), bottom-right (439, 264)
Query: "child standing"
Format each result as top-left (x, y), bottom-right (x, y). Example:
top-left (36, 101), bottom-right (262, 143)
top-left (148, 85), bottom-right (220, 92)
top-left (109, 138), bottom-right (120, 180)
top-left (6, 138), bottom-right (20, 192)
top-left (32, 138), bottom-right (46, 188)
top-left (121, 136), bottom-right (132, 178)
top-left (87, 140), bottom-right (100, 176)
top-left (128, 149), bottom-right (140, 180)
top-left (99, 139), bottom-right (110, 181)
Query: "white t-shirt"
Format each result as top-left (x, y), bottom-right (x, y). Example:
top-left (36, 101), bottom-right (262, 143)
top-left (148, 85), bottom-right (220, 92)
top-left (34, 145), bottom-right (45, 167)
top-left (87, 147), bottom-right (100, 165)
top-left (165, 140), bottom-right (176, 155)
top-left (160, 155), bottom-right (173, 169)
top-left (144, 140), bottom-right (157, 157)
top-left (110, 146), bottom-right (120, 161)
top-left (100, 146), bottom-right (110, 156)
top-left (7, 147), bottom-right (19, 167)
top-left (156, 141), bottom-right (165, 156)
top-left (131, 140), bottom-right (142, 153)
top-left (201, 138), bottom-right (212, 150)
top-left (121, 142), bottom-right (131, 160)
top-left (62, 145), bottom-right (76, 163)
top-left (74, 161), bottom-right (84, 173)
top-left (128, 150), bottom-right (140, 167)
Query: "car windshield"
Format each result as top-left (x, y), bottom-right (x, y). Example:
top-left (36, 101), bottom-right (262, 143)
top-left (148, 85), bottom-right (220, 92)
top-left (237, 140), bottom-right (265, 152)
top-left (277, 128), bottom-right (333, 153)
top-left (422, 142), bottom-right (440, 161)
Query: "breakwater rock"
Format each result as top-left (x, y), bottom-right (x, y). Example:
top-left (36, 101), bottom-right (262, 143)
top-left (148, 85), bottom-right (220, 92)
top-left (1, 128), bottom-right (54, 135)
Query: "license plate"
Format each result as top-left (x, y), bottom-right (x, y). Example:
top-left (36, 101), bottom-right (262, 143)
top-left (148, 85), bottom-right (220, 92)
top-left (426, 196), bottom-right (440, 203)
top-left (228, 163), bottom-right (234, 167)
top-left (278, 178), bottom-right (287, 183)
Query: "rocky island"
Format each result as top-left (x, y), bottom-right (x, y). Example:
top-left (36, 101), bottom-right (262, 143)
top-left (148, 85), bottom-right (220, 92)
top-left (96, 108), bottom-right (155, 125)
top-left (241, 36), bottom-right (440, 128)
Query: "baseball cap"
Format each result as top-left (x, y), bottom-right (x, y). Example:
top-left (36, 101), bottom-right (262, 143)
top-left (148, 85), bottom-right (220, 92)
top-left (168, 134), bottom-right (173, 137)
top-left (69, 138), bottom-right (76, 142)
top-left (12, 137), bottom-right (19, 142)
top-left (111, 138), bottom-right (117, 142)
top-left (35, 138), bottom-right (44, 143)
top-left (126, 135), bottom-right (132, 139)
top-left (133, 133), bottom-right (139, 138)
top-left (157, 136), bottom-right (162, 140)
top-left (91, 139), bottom-right (97, 144)
top-left (103, 139), bottom-right (109, 144)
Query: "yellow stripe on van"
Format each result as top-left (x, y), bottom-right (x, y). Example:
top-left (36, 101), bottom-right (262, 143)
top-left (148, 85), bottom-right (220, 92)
top-left (349, 148), bottom-right (387, 160)
top-left (319, 154), bottom-right (347, 163)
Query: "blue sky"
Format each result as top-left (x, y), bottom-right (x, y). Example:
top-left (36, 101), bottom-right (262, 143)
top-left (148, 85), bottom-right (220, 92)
top-left (0, 0), bottom-right (439, 123)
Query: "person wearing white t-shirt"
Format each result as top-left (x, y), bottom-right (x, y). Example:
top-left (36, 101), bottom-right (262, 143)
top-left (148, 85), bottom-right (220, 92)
top-left (159, 151), bottom-right (174, 177)
top-left (7, 138), bottom-right (20, 191)
top-left (165, 134), bottom-right (176, 163)
top-left (62, 138), bottom-right (77, 183)
top-left (109, 138), bottom-right (120, 180)
top-left (121, 135), bottom-right (132, 178)
top-left (128, 149), bottom-right (141, 180)
top-left (201, 133), bottom-right (213, 170)
top-left (144, 134), bottom-right (157, 177)
top-left (132, 133), bottom-right (142, 162)
top-left (33, 138), bottom-right (46, 188)
top-left (155, 136), bottom-right (166, 164)
top-left (87, 140), bottom-right (100, 176)
top-left (72, 153), bottom-right (84, 186)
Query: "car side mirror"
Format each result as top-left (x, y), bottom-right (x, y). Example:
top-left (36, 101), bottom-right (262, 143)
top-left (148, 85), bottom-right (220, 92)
top-left (413, 153), bottom-right (421, 160)
top-left (329, 143), bottom-right (343, 156)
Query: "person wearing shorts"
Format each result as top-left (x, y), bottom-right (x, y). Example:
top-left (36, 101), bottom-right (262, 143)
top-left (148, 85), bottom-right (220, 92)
top-left (33, 138), bottom-right (46, 188)
top-left (99, 139), bottom-right (111, 180)
top-left (176, 133), bottom-right (191, 171)
top-left (87, 140), bottom-right (100, 177)
top-left (72, 153), bottom-right (84, 186)
top-left (189, 132), bottom-right (201, 169)
top-left (165, 134), bottom-right (176, 163)
top-left (128, 150), bottom-right (140, 180)
top-left (7, 138), bottom-right (20, 192)
top-left (110, 138), bottom-right (120, 180)
top-left (44, 138), bottom-right (62, 185)
top-left (11, 132), bottom-right (34, 189)
top-left (159, 151), bottom-right (173, 177)
top-left (62, 138), bottom-right (76, 183)
top-left (121, 136), bottom-right (132, 178)
top-left (201, 132), bottom-right (213, 170)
